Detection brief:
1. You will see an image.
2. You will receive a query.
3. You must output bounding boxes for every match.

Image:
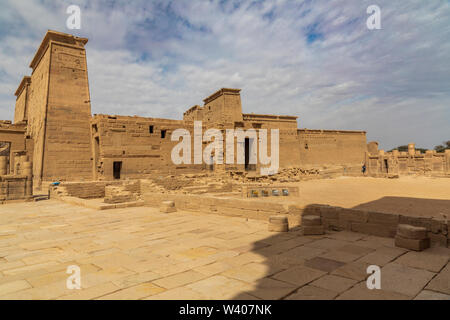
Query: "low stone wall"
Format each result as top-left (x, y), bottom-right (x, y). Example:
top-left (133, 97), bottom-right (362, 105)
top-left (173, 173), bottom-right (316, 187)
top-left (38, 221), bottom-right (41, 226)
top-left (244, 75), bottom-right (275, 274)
top-left (303, 204), bottom-right (449, 247)
top-left (0, 175), bottom-right (32, 201)
top-left (58, 196), bottom-right (144, 210)
top-left (50, 180), bottom-right (141, 199)
top-left (143, 192), bottom-right (303, 226)
top-left (104, 185), bottom-right (137, 204)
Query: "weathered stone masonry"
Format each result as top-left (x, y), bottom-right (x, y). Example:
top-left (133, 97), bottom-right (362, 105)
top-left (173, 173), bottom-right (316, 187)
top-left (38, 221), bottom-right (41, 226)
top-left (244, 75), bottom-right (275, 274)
top-left (9, 30), bottom-right (435, 188)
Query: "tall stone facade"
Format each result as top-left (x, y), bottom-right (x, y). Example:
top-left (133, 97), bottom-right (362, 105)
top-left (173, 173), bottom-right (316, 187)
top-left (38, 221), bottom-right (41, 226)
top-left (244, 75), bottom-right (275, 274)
top-left (15, 31), bottom-right (93, 185)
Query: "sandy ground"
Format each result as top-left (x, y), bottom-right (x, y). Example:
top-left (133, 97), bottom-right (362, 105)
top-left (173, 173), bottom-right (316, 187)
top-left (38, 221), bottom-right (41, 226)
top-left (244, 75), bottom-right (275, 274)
top-left (291, 176), bottom-right (450, 218)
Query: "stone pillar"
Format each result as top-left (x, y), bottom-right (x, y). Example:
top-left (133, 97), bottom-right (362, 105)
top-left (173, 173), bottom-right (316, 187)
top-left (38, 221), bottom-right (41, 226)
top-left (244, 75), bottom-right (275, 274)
top-left (408, 143), bottom-right (415, 156)
top-left (13, 155), bottom-right (20, 175)
top-left (20, 154), bottom-right (28, 165)
top-left (19, 154), bottom-right (27, 175)
top-left (0, 156), bottom-right (7, 175)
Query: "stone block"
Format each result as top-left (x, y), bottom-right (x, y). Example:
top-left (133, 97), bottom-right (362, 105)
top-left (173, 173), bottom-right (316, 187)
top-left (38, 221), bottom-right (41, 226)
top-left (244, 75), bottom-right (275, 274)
top-left (269, 215), bottom-right (288, 224)
top-left (302, 215), bottom-right (322, 226)
top-left (397, 224), bottom-right (427, 240)
top-left (160, 200), bottom-right (177, 213)
top-left (269, 223), bottom-right (289, 232)
top-left (395, 236), bottom-right (430, 251)
top-left (269, 215), bottom-right (289, 232)
top-left (162, 201), bottom-right (175, 208)
top-left (160, 206), bottom-right (177, 213)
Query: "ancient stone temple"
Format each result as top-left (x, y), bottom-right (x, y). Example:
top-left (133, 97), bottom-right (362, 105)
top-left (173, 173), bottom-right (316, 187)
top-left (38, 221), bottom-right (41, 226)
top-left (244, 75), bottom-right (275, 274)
top-left (1, 30), bottom-right (447, 194)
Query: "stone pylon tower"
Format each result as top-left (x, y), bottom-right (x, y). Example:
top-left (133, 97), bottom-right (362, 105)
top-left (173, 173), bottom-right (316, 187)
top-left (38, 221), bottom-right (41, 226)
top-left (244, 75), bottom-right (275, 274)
top-left (25, 30), bottom-right (93, 185)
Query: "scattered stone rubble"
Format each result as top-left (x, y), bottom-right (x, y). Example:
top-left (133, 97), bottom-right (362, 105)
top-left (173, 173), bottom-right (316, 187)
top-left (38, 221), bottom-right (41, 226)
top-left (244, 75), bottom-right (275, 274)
top-left (104, 185), bottom-right (137, 204)
top-left (143, 168), bottom-right (324, 196)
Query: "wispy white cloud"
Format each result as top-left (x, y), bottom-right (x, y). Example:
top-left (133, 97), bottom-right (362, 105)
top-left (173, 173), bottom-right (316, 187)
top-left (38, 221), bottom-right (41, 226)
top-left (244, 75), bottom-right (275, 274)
top-left (0, 0), bottom-right (449, 149)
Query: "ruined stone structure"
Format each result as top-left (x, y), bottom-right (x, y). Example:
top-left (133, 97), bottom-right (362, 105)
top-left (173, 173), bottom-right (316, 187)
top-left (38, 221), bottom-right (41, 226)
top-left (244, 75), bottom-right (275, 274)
top-left (366, 142), bottom-right (450, 177)
top-left (0, 120), bottom-right (33, 201)
top-left (8, 30), bottom-right (447, 191)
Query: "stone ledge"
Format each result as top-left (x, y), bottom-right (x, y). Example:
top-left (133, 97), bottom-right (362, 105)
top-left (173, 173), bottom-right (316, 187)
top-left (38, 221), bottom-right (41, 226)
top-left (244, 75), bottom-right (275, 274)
top-left (143, 192), bottom-right (302, 226)
top-left (58, 196), bottom-right (144, 210)
top-left (303, 204), bottom-right (449, 247)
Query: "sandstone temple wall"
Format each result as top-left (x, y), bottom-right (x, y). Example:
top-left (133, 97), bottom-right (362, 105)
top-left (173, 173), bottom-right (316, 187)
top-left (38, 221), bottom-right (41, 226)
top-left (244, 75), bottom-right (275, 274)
top-left (91, 114), bottom-right (203, 180)
top-left (2, 30), bottom-right (374, 186)
top-left (298, 129), bottom-right (367, 167)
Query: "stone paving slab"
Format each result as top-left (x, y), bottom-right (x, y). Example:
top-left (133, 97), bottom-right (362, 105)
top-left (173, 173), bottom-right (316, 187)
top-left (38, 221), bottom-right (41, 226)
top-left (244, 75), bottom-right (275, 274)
top-left (285, 285), bottom-right (338, 300)
top-left (247, 277), bottom-right (297, 300)
top-left (394, 251), bottom-right (448, 273)
top-left (336, 282), bottom-right (410, 300)
top-left (414, 290), bottom-right (450, 300)
top-left (0, 200), bottom-right (448, 300)
top-left (380, 263), bottom-right (436, 297)
top-left (425, 263), bottom-right (450, 295)
top-left (271, 265), bottom-right (326, 286)
top-left (309, 275), bottom-right (358, 293)
top-left (357, 246), bottom-right (407, 266)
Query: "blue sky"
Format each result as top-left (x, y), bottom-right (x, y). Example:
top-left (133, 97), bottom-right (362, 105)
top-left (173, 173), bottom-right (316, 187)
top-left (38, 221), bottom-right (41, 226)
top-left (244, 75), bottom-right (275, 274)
top-left (0, 0), bottom-right (449, 150)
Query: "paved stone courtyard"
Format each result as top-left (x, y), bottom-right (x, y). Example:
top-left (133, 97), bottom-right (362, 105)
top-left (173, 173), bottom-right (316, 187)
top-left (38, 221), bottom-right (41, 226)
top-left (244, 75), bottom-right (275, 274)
top-left (0, 200), bottom-right (448, 300)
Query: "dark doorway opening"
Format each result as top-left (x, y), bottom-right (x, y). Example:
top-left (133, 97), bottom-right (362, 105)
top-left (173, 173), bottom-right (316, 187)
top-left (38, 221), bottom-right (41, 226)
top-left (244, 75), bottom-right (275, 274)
top-left (113, 161), bottom-right (122, 180)
top-left (94, 137), bottom-right (100, 178)
top-left (245, 138), bottom-right (250, 170)
top-left (244, 138), bottom-right (256, 171)
top-left (384, 159), bottom-right (389, 173)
